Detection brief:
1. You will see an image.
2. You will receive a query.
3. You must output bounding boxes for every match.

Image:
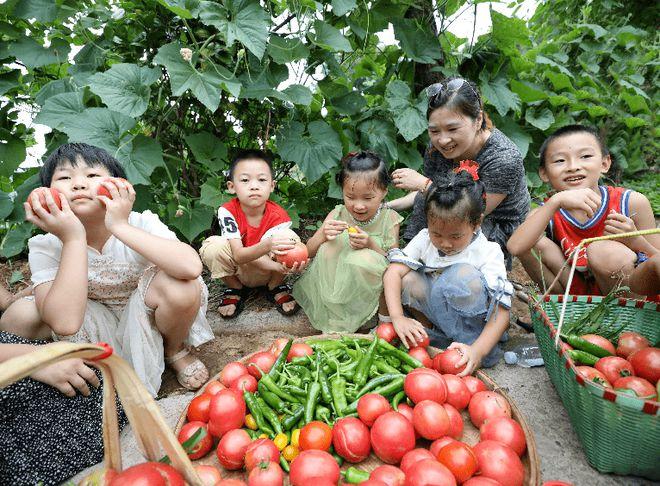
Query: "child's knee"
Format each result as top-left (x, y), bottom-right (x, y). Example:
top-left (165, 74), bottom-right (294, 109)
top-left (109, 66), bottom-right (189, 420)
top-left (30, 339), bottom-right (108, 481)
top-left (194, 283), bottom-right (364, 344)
top-left (199, 236), bottom-right (236, 278)
top-left (0, 298), bottom-right (48, 339)
top-left (587, 241), bottom-right (635, 275)
top-left (432, 264), bottom-right (488, 315)
top-left (150, 274), bottom-right (201, 310)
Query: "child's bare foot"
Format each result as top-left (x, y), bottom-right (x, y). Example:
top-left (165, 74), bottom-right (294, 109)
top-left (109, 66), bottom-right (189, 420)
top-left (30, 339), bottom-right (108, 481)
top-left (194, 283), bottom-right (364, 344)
top-left (267, 284), bottom-right (300, 316)
top-left (217, 287), bottom-right (252, 319)
top-left (165, 348), bottom-right (208, 391)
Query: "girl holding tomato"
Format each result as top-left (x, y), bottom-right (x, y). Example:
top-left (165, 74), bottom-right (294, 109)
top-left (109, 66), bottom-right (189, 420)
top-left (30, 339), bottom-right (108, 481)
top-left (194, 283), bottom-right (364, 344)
top-left (383, 167), bottom-right (513, 375)
top-left (292, 151), bottom-right (403, 333)
top-left (2, 143), bottom-right (214, 396)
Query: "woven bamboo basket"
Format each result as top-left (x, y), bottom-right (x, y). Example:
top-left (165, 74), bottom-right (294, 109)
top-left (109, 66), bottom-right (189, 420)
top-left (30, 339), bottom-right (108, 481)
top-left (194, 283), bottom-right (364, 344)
top-left (175, 333), bottom-right (541, 485)
top-left (532, 295), bottom-right (659, 479)
top-left (0, 341), bottom-right (204, 485)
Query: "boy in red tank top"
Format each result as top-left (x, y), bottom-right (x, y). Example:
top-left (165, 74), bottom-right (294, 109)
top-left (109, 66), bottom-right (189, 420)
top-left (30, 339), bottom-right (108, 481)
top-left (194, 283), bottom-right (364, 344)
top-left (507, 125), bottom-right (659, 297)
top-left (199, 150), bottom-right (308, 318)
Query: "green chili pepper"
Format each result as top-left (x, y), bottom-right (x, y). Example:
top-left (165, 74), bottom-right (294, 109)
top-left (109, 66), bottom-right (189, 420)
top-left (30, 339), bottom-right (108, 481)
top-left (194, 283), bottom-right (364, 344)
top-left (282, 384), bottom-right (307, 398)
top-left (568, 349), bottom-right (600, 366)
top-left (342, 377), bottom-right (405, 415)
top-left (318, 367), bottom-right (333, 405)
top-left (245, 428), bottom-right (260, 439)
top-left (288, 364), bottom-right (313, 383)
top-left (355, 373), bottom-right (404, 399)
top-left (331, 451), bottom-right (344, 466)
top-left (315, 405), bottom-right (332, 423)
top-left (259, 374), bottom-right (300, 403)
top-left (343, 467), bottom-right (370, 483)
top-left (244, 391), bottom-right (274, 436)
top-left (290, 355), bottom-right (313, 366)
top-left (279, 455), bottom-right (290, 473)
top-left (282, 405), bottom-right (304, 430)
top-left (377, 339), bottom-right (423, 368)
top-left (354, 336), bottom-right (379, 388)
top-left (304, 381), bottom-right (321, 424)
top-left (269, 339), bottom-right (294, 377)
top-left (565, 334), bottom-right (613, 358)
top-left (256, 397), bottom-right (283, 434)
top-left (330, 376), bottom-right (348, 416)
top-left (375, 359), bottom-right (401, 375)
top-left (306, 339), bottom-right (346, 351)
top-left (391, 390), bottom-right (406, 411)
top-left (259, 389), bottom-right (287, 413)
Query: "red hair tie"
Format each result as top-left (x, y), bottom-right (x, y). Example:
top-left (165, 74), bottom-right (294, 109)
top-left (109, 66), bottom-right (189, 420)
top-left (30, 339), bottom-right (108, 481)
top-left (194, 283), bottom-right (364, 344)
top-left (89, 342), bottom-right (114, 361)
top-left (454, 159), bottom-right (479, 181)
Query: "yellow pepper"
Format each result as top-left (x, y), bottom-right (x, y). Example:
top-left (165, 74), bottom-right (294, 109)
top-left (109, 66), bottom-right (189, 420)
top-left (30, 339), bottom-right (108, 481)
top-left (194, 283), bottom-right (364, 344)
top-left (291, 428), bottom-right (301, 448)
top-left (245, 414), bottom-right (258, 430)
top-left (273, 432), bottom-right (288, 450)
top-left (258, 433), bottom-right (269, 439)
top-left (282, 445), bottom-right (299, 461)
top-left (348, 226), bottom-right (358, 234)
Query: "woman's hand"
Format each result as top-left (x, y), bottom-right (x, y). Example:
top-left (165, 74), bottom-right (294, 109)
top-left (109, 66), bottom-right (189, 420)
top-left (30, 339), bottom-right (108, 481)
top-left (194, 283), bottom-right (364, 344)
top-left (392, 168), bottom-right (429, 192)
top-left (30, 357), bottom-right (100, 397)
top-left (321, 219), bottom-right (349, 241)
top-left (348, 226), bottom-right (371, 250)
top-left (392, 315), bottom-right (428, 349)
top-left (24, 191), bottom-right (86, 243)
top-left (97, 179), bottom-right (136, 232)
top-left (448, 342), bottom-right (484, 377)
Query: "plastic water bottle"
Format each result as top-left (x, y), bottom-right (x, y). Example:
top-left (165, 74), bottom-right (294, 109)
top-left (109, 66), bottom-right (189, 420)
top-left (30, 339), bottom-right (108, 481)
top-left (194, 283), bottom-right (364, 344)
top-left (504, 344), bottom-right (544, 367)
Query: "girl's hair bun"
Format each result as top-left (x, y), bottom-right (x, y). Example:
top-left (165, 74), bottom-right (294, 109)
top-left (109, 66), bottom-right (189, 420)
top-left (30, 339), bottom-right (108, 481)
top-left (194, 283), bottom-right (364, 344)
top-left (424, 166), bottom-right (486, 225)
top-left (335, 150), bottom-right (391, 190)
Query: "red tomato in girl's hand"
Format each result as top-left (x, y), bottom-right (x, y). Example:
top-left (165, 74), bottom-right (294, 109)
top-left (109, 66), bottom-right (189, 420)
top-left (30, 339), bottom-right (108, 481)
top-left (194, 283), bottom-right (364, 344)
top-left (96, 177), bottom-right (128, 198)
top-left (433, 349), bottom-right (467, 375)
top-left (216, 429), bottom-right (251, 470)
top-left (375, 323), bottom-right (397, 343)
top-left (575, 366), bottom-right (612, 387)
top-left (399, 448), bottom-right (436, 474)
top-left (408, 347), bottom-right (432, 368)
top-left (429, 437), bottom-right (457, 458)
top-left (220, 362), bottom-right (249, 387)
top-left (479, 417), bottom-right (527, 456)
top-left (613, 376), bottom-right (657, 400)
top-left (462, 375), bottom-right (488, 396)
top-left (443, 403), bottom-right (464, 439)
top-left (594, 356), bottom-right (635, 385)
top-left (404, 459), bottom-right (457, 486)
top-left (289, 450), bottom-right (340, 486)
top-left (616, 331), bottom-right (650, 359)
top-left (187, 393), bottom-right (212, 423)
top-left (332, 417), bottom-right (371, 463)
top-left (404, 368), bottom-right (447, 404)
top-left (194, 464), bottom-right (223, 485)
top-left (244, 438), bottom-right (280, 471)
top-left (247, 351), bottom-right (276, 378)
top-left (628, 347), bottom-right (660, 385)
top-left (204, 380), bottom-right (226, 395)
top-left (468, 391), bottom-right (512, 428)
top-left (442, 374), bottom-right (471, 410)
top-left (28, 188), bottom-right (62, 212)
top-left (276, 243), bottom-right (308, 268)
top-left (436, 441), bottom-right (478, 483)
top-left (178, 421), bottom-right (213, 460)
top-left (370, 465), bottom-right (406, 486)
top-left (208, 389), bottom-right (246, 438)
top-left (580, 334), bottom-right (616, 355)
top-left (247, 461), bottom-right (284, 486)
top-left (472, 441), bottom-right (524, 486)
top-left (287, 343), bottom-right (314, 362)
top-left (412, 400), bottom-right (450, 440)
top-left (299, 420), bottom-right (333, 451)
top-left (370, 411), bottom-right (416, 464)
top-left (358, 393), bottom-right (392, 427)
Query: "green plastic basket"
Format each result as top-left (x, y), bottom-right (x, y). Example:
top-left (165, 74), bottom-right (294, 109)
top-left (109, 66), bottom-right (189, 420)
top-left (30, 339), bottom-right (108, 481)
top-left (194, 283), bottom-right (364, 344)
top-left (531, 295), bottom-right (659, 480)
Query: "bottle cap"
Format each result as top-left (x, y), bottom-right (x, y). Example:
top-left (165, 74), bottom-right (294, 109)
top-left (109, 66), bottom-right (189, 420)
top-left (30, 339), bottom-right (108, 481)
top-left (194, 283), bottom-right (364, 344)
top-left (504, 351), bottom-right (518, 364)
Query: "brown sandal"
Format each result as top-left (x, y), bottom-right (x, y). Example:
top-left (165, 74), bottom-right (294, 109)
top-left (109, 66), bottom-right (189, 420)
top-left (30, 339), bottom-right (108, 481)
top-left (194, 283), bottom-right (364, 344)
top-left (165, 348), bottom-right (209, 391)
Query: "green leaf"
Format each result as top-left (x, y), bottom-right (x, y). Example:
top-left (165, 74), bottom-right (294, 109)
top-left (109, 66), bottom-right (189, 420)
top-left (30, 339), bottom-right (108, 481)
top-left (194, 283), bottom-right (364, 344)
top-left (200, 178), bottom-right (229, 208)
top-left (490, 10), bottom-right (531, 56)
top-left (0, 191), bottom-right (12, 220)
top-left (168, 201), bottom-right (214, 242)
top-left (0, 132), bottom-right (25, 178)
top-left (623, 117), bottom-right (648, 129)
top-left (536, 55), bottom-right (573, 77)
top-left (548, 95), bottom-right (571, 107)
top-left (509, 80), bottom-right (546, 103)
top-left (0, 223), bottom-right (33, 258)
top-left (9, 270), bottom-right (24, 284)
top-left (11, 37), bottom-right (70, 68)
top-left (68, 43), bottom-right (106, 84)
top-left (226, 0), bottom-right (270, 60)
top-left (88, 64), bottom-right (160, 117)
top-left (620, 93), bottom-right (649, 114)
top-left (196, 1), bottom-right (228, 32)
top-left (157, 0), bottom-right (199, 18)
top-left (13, 0), bottom-right (63, 23)
top-left (496, 118), bottom-right (531, 159)
top-left (392, 19), bottom-right (441, 64)
top-left (332, 0), bottom-right (357, 16)
top-left (34, 92), bottom-right (86, 130)
top-left (59, 108), bottom-right (136, 154)
top-left (115, 135), bottom-right (166, 185)
top-left (586, 105), bottom-right (608, 117)
top-left (479, 76), bottom-right (521, 117)
top-left (545, 71), bottom-right (573, 91)
top-left (268, 36), bottom-right (310, 65)
top-left (525, 107), bottom-right (555, 131)
top-left (154, 42), bottom-right (240, 111)
top-left (277, 121), bottom-right (343, 183)
top-left (385, 80), bottom-right (427, 142)
top-left (329, 91), bottom-right (366, 116)
top-left (0, 70), bottom-right (20, 96)
top-left (311, 20), bottom-right (352, 52)
top-left (282, 84), bottom-right (313, 106)
top-left (35, 78), bottom-right (77, 106)
top-left (358, 119), bottom-right (398, 161)
top-left (578, 23), bottom-right (607, 39)
top-left (397, 144), bottom-right (423, 171)
top-left (184, 132), bottom-right (227, 171)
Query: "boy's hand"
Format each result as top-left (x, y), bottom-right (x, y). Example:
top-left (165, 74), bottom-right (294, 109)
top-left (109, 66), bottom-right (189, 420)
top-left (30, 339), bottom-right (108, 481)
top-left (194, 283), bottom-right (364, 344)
top-left (448, 342), bottom-right (483, 377)
top-left (24, 192), bottom-right (86, 243)
top-left (348, 226), bottom-right (371, 250)
top-left (30, 357), bottom-right (100, 397)
top-left (280, 259), bottom-right (310, 275)
top-left (554, 188), bottom-right (601, 217)
top-left (269, 235), bottom-right (297, 255)
top-left (97, 178), bottom-right (135, 232)
top-left (392, 315), bottom-right (428, 349)
top-left (604, 212), bottom-right (644, 250)
top-left (322, 220), bottom-right (349, 241)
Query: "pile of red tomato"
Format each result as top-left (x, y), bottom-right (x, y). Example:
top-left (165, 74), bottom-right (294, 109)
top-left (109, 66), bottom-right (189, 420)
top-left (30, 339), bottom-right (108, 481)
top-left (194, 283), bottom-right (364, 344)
top-left (172, 333), bottom-right (534, 486)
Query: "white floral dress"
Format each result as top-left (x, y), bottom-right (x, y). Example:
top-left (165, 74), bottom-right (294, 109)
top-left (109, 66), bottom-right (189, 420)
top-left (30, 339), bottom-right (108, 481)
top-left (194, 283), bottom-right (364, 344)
top-left (28, 210), bottom-right (214, 396)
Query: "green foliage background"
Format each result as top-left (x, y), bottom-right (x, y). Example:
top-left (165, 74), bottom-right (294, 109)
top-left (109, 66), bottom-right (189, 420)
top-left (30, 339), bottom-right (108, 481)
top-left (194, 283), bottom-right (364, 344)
top-left (0, 0), bottom-right (657, 258)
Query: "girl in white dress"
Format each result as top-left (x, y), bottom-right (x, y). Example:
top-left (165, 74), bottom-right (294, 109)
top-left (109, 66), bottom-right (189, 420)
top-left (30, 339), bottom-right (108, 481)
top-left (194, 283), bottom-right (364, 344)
top-left (11, 143), bottom-right (214, 396)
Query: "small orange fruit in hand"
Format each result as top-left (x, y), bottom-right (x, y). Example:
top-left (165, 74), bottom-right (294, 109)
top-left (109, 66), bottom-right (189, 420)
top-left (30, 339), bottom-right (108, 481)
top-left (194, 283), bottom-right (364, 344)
top-left (97, 177), bottom-right (129, 199)
top-left (28, 188), bottom-right (62, 212)
top-left (348, 226), bottom-right (359, 234)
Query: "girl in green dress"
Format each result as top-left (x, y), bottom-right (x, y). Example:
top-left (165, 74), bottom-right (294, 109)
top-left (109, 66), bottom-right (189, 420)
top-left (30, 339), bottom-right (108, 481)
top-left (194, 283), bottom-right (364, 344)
top-left (292, 151), bottom-right (403, 333)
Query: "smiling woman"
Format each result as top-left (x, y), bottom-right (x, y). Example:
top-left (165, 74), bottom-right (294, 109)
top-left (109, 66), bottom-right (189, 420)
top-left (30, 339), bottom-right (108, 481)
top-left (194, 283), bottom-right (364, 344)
top-left (388, 78), bottom-right (531, 268)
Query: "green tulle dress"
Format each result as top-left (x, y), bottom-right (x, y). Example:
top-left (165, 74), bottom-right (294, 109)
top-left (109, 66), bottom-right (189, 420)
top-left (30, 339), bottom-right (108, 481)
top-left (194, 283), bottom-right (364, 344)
top-left (292, 204), bottom-right (403, 333)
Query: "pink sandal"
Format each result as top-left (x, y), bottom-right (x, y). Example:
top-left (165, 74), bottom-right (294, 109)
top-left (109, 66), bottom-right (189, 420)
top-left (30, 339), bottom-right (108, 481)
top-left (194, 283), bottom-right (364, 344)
top-left (165, 348), bottom-right (209, 391)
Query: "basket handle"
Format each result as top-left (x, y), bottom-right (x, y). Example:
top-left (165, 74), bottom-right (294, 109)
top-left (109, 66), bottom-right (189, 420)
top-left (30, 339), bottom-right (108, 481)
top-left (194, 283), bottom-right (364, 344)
top-left (551, 228), bottom-right (660, 347)
top-left (0, 342), bottom-right (203, 485)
